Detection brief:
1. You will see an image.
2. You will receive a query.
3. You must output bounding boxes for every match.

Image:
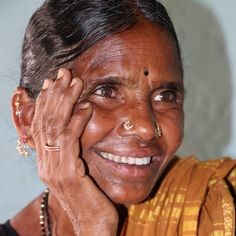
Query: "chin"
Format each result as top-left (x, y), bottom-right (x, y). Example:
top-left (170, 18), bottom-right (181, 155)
top-left (103, 182), bottom-right (156, 205)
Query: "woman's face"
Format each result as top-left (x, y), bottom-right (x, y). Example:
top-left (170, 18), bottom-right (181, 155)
top-left (74, 21), bottom-right (184, 204)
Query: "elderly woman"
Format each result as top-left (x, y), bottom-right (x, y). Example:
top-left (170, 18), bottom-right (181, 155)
top-left (1, 0), bottom-right (235, 235)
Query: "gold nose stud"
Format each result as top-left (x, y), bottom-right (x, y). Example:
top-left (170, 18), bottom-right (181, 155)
top-left (123, 120), bottom-right (134, 131)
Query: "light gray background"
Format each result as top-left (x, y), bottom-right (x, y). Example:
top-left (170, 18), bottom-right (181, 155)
top-left (0, 0), bottom-right (235, 221)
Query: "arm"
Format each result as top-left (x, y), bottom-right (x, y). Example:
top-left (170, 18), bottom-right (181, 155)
top-left (31, 68), bottom-right (118, 235)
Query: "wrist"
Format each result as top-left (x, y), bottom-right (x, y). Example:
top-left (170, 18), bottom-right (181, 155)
top-left (75, 218), bottom-right (118, 236)
top-left (78, 224), bottom-right (118, 236)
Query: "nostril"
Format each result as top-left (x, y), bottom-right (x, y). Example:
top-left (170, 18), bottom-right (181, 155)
top-left (138, 135), bottom-right (157, 147)
top-left (136, 125), bottom-right (158, 143)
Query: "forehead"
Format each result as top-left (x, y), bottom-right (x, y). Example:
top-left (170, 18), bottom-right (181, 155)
top-left (74, 21), bottom-right (182, 81)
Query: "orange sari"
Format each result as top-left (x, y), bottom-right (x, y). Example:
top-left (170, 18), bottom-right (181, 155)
top-left (125, 157), bottom-right (236, 235)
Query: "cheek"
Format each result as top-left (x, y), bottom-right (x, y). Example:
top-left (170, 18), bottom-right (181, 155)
top-left (159, 109), bottom-right (184, 152)
top-left (80, 106), bottom-right (114, 151)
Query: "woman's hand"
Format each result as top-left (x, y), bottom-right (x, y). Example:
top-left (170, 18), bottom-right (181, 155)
top-left (31, 68), bottom-right (118, 235)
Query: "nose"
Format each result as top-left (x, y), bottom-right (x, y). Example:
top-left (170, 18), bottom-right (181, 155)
top-left (118, 105), bottom-right (158, 145)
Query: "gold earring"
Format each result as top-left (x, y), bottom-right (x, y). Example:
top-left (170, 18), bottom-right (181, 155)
top-left (16, 135), bottom-right (29, 157)
top-left (157, 125), bottom-right (162, 137)
top-left (15, 96), bottom-right (21, 117)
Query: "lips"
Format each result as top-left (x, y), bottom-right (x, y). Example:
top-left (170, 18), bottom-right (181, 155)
top-left (99, 151), bottom-right (152, 165)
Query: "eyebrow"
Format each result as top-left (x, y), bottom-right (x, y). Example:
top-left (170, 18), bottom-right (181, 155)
top-left (84, 75), bottom-right (184, 94)
top-left (84, 76), bottom-right (123, 90)
top-left (159, 81), bottom-right (184, 93)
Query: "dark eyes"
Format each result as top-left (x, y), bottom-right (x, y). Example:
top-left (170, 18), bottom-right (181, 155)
top-left (93, 85), bottom-right (118, 98)
top-left (92, 85), bottom-right (182, 105)
top-left (153, 90), bottom-right (179, 103)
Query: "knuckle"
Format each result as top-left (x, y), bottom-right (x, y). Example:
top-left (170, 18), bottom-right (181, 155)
top-left (60, 91), bottom-right (71, 104)
top-left (59, 92), bottom-right (66, 102)
top-left (46, 116), bottom-right (60, 138)
top-left (61, 128), bottom-right (74, 142)
top-left (71, 113), bottom-right (85, 126)
top-left (56, 171), bottom-right (70, 187)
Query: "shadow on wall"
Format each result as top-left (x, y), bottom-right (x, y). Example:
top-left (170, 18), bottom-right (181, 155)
top-left (162, 0), bottom-right (232, 160)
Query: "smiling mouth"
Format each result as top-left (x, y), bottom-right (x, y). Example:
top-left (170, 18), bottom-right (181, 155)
top-left (99, 152), bottom-right (152, 166)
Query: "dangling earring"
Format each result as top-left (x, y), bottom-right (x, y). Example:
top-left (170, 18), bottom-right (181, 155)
top-left (16, 134), bottom-right (30, 157)
top-left (15, 96), bottom-right (30, 157)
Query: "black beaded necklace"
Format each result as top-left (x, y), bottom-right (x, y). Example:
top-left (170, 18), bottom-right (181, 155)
top-left (40, 189), bottom-right (52, 236)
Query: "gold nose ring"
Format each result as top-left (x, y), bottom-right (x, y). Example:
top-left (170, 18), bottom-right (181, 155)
top-left (123, 120), bottom-right (134, 131)
top-left (157, 125), bottom-right (162, 137)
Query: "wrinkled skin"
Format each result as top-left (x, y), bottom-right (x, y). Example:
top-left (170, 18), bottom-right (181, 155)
top-left (74, 21), bottom-right (184, 204)
top-left (12, 21), bottom-right (184, 235)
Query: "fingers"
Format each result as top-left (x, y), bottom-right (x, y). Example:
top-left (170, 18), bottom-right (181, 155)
top-left (49, 77), bottom-right (83, 132)
top-left (43, 69), bottom-right (84, 146)
top-left (31, 79), bottom-right (54, 159)
top-left (34, 68), bottom-right (92, 184)
top-left (41, 103), bottom-right (92, 194)
top-left (59, 102), bottom-right (92, 177)
top-left (46, 102), bottom-right (92, 180)
top-left (32, 69), bottom-right (117, 230)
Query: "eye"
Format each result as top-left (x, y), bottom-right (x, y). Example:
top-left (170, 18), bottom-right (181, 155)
top-left (153, 90), bottom-right (178, 103)
top-left (88, 83), bottom-right (124, 109)
top-left (93, 85), bottom-right (118, 98)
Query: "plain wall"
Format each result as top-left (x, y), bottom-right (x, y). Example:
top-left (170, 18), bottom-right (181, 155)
top-left (0, 0), bottom-right (235, 221)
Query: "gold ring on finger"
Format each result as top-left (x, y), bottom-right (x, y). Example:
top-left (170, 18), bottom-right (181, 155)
top-left (45, 143), bottom-right (60, 152)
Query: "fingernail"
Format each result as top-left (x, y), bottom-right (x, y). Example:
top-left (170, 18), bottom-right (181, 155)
top-left (42, 79), bottom-right (50, 90)
top-left (79, 102), bottom-right (91, 109)
top-left (70, 78), bottom-right (78, 87)
top-left (57, 69), bottom-right (64, 79)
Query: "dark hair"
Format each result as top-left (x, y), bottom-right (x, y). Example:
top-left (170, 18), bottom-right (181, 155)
top-left (21, 0), bottom-right (182, 99)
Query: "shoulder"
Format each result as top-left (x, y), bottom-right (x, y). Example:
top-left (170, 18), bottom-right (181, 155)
top-left (0, 221), bottom-right (19, 236)
top-left (177, 156), bottom-right (236, 190)
top-left (126, 157), bottom-right (236, 235)
top-left (154, 156), bottom-right (236, 208)
top-left (169, 156), bottom-right (236, 192)
top-left (8, 194), bottom-right (43, 236)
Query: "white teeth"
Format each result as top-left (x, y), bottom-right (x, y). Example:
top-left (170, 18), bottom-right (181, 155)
top-left (108, 153), bottom-right (113, 160)
top-left (100, 152), bottom-right (151, 165)
top-left (128, 157), bottom-right (135, 165)
top-left (121, 156), bottom-right (128, 164)
top-left (136, 158), bottom-right (143, 165)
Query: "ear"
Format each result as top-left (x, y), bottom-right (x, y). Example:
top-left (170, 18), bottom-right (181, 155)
top-left (11, 87), bottom-right (36, 149)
